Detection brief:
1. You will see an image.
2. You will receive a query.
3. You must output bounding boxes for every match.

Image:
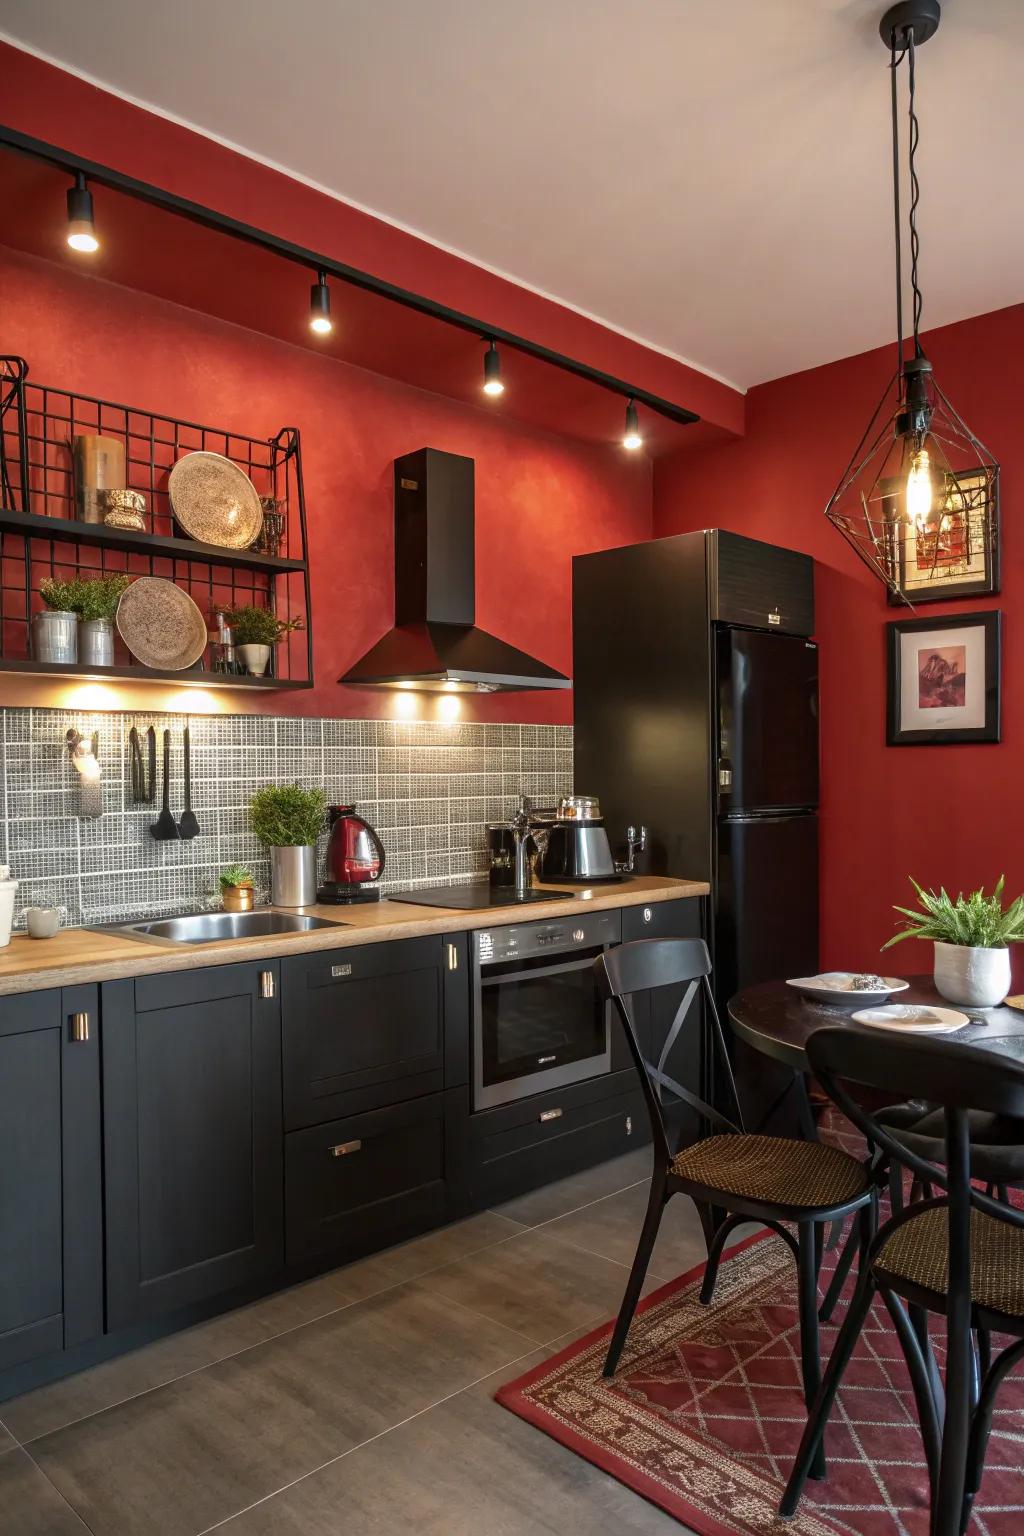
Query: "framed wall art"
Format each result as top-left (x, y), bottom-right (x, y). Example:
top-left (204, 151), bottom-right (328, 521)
top-left (885, 464), bottom-right (1000, 605)
top-left (887, 610), bottom-right (1001, 745)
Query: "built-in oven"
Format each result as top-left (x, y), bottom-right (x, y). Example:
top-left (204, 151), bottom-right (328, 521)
top-left (472, 908), bottom-right (622, 1110)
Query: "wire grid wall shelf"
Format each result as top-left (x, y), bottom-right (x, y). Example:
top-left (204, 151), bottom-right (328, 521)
top-left (0, 356), bottom-right (313, 687)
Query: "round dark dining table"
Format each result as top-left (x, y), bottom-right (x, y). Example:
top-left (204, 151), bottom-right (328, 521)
top-left (729, 977), bottom-right (1024, 1078)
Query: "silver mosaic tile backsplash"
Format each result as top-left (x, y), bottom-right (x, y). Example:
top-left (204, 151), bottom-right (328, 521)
top-left (0, 710), bottom-right (573, 929)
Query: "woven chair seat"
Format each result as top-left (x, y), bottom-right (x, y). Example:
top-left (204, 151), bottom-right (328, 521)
top-left (876, 1205), bottom-right (1024, 1318)
top-left (670, 1133), bottom-right (870, 1211)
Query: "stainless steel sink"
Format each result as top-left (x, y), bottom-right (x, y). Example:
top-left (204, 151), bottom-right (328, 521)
top-left (102, 911), bottom-right (349, 946)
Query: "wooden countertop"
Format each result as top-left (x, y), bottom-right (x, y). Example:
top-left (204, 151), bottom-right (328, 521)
top-left (0, 875), bottom-right (707, 997)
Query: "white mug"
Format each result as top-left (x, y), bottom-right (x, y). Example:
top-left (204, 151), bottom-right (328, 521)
top-left (26, 906), bottom-right (60, 940)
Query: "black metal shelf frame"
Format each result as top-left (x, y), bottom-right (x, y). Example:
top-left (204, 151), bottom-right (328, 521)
top-left (0, 355), bottom-right (314, 688)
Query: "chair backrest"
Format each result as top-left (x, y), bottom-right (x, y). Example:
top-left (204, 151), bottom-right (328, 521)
top-left (806, 1026), bottom-right (1024, 1264)
top-left (594, 937), bottom-right (742, 1168)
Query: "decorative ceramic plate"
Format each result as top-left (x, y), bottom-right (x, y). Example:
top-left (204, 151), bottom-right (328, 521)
top-left (116, 578), bottom-right (207, 671)
top-left (168, 451), bottom-right (263, 549)
top-left (851, 1004), bottom-right (970, 1034)
top-left (786, 972), bottom-right (910, 1006)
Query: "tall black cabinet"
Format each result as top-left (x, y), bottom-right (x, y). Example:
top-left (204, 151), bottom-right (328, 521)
top-left (573, 528), bottom-right (819, 1019)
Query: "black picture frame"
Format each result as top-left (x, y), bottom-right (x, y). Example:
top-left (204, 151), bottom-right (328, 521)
top-left (887, 610), bottom-right (1002, 745)
top-left (885, 465), bottom-right (1001, 606)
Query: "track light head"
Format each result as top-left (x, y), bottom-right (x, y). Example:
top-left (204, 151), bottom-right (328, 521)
top-left (622, 398), bottom-right (643, 451)
top-left (66, 172), bottom-right (99, 254)
top-left (482, 340), bottom-right (504, 397)
top-left (309, 270), bottom-right (333, 336)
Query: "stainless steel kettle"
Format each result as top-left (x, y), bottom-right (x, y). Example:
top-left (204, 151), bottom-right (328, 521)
top-left (533, 795), bottom-right (646, 883)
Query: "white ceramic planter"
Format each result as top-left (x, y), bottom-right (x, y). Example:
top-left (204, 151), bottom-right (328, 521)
top-left (238, 643), bottom-right (271, 677)
top-left (933, 940), bottom-right (1010, 1009)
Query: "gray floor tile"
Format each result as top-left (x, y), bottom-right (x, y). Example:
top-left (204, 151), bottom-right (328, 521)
top-left (540, 1179), bottom-right (711, 1280)
top-left (0, 1417), bottom-right (15, 1453)
top-left (490, 1144), bottom-right (652, 1227)
top-left (324, 1210), bottom-right (526, 1302)
top-left (0, 1448), bottom-right (93, 1533)
top-left (30, 1282), bottom-right (536, 1536)
top-left (411, 1225), bottom-right (659, 1344)
top-left (4, 1274), bottom-right (352, 1445)
top-left (212, 1337), bottom-right (686, 1536)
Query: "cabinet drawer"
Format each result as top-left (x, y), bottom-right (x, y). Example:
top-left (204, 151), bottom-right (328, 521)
top-left (283, 938), bottom-right (444, 1129)
top-left (286, 1093), bottom-right (447, 1262)
top-left (709, 529), bottom-right (814, 636)
top-left (622, 897), bottom-right (702, 944)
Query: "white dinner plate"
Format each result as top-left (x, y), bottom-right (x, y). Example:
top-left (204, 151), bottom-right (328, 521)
top-left (787, 973), bottom-right (910, 1006)
top-left (851, 1004), bottom-right (970, 1034)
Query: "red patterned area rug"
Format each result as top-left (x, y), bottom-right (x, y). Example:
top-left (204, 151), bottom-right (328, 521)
top-left (496, 1226), bottom-right (1024, 1535)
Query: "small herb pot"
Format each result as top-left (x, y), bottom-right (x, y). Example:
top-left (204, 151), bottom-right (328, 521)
top-left (80, 617), bottom-right (114, 668)
top-left (222, 884), bottom-right (255, 913)
top-left (32, 609), bottom-right (78, 665)
top-left (238, 643), bottom-right (271, 677)
top-left (270, 846), bottom-right (317, 907)
top-left (933, 940), bottom-right (1010, 1009)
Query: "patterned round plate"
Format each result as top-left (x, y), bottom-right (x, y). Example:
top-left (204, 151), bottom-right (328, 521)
top-left (851, 1003), bottom-right (969, 1034)
top-left (168, 451), bottom-right (263, 549)
top-left (116, 578), bottom-right (207, 671)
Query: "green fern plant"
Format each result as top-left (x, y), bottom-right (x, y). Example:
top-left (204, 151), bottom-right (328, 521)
top-left (882, 876), bottom-right (1024, 951)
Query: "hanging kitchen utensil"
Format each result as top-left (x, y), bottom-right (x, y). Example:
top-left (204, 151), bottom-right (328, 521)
top-left (150, 730), bottom-right (180, 841)
top-left (146, 725), bottom-right (157, 803)
top-left (178, 726), bottom-right (200, 840)
top-left (128, 727), bottom-right (141, 803)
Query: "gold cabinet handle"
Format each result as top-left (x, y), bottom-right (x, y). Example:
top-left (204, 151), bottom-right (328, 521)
top-left (329, 1139), bottom-right (362, 1157)
top-left (259, 971), bottom-right (275, 999)
top-left (70, 1011), bottom-right (90, 1043)
top-left (539, 1107), bottom-right (563, 1123)
top-left (447, 943), bottom-right (459, 971)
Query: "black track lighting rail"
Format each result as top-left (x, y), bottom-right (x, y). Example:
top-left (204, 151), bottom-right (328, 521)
top-left (0, 123), bottom-right (701, 430)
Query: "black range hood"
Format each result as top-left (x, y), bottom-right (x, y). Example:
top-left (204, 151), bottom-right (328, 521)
top-left (340, 448), bottom-right (571, 693)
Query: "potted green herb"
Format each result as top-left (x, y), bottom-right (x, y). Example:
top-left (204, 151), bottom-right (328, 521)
top-left (219, 863), bottom-right (255, 914)
top-left (882, 876), bottom-right (1024, 1007)
top-left (35, 577), bottom-right (81, 665)
top-left (81, 574), bottom-right (132, 667)
top-left (249, 784), bottom-right (326, 906)
top-left (223, 605), bottom-right (303, 678)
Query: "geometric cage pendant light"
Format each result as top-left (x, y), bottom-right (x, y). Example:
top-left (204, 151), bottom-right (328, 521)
top-left (825, 0), bottom-right (1000, 606)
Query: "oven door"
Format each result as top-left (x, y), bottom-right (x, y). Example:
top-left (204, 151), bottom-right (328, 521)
top-left (473, 947), bottom-right (611, 1110)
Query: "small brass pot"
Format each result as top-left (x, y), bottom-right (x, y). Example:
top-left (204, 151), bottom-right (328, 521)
top-left (222, 884), bottom-right (255, 913)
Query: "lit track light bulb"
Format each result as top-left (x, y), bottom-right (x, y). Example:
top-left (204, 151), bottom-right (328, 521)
top-left (309, 271), bottom-right (333, 336)
top-left (906, 447), bottom-right (933, 526)
top-left (66, 172), bottom-right (99, 253)
top-left (482, 341), bottom-right (504, 396)
top-left (622, 398), bottom-right (642, 451)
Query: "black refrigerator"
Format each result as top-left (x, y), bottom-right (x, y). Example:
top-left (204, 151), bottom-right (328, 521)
top-left (572, 528), bottom-right (820, 1019)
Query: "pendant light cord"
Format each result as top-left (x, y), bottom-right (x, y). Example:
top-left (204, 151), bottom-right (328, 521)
top-left (906, 31), bottom-right (925, 356)
top-left (889, 37), bottom-right (904, 372)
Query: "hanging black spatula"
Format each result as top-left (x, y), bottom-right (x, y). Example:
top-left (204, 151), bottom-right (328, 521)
top-left (178, 726), bottom-right (200, 840)
top-left (150, 729), bottom-right (180, 840)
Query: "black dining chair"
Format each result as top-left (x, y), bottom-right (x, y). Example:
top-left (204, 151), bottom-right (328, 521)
top-left (595, 938), bottom-right (874, 1476)
top-left (780, 1025), bottom-right (1024, 1536)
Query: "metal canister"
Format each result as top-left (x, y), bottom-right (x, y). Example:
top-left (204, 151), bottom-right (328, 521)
top-left (73, 435), bottom-right (126, 523)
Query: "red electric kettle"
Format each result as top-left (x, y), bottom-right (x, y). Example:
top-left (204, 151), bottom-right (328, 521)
top-left (317, 805), bottom-right (386, 903)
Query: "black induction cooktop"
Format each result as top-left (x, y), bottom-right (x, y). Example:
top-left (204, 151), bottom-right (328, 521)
top-left (389, 883), bottom-right (571, 911)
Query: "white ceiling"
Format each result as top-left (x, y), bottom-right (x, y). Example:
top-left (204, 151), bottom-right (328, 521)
top-left (2, 0), bottom-right (1021, 390)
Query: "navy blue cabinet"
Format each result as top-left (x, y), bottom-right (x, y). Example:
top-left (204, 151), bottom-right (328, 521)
top-left (102, 963), bottom-right (284, 1330)
top-left (0, 986), bottom-right (102, 1372)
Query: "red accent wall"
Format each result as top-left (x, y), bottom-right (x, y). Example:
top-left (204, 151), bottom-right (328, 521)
top-left (653, 304), bottom-right (1023, 974)
top-left (1, 244), bottom-right (653, 720)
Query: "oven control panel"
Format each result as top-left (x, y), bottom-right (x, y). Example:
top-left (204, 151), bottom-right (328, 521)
top-left (476, 907), bottom-right (621, 965)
